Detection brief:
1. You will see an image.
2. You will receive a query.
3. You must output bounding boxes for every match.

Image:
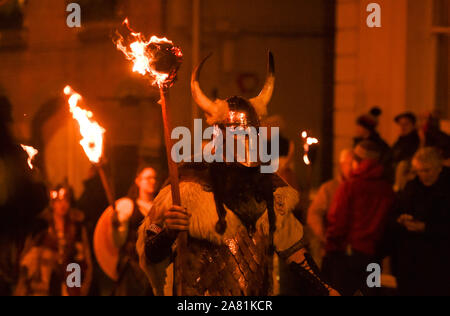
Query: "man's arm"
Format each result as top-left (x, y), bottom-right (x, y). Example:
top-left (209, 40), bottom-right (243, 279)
top-left (286, 248), bottom-right (340, 296)
top-left (273, 189), bottom-right (340, 296)
top-left (144, 205), bottom-right (189, 264)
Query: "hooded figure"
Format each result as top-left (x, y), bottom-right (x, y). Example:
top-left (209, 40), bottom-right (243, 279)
top-left (323, 140), bottom-right (395, 295)
top-left (137, 52), bottom-right (338, 296)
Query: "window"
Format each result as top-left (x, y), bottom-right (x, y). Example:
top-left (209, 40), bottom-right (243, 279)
top-left (432, 0), bottom-right (450, 119)
top-left (0, 0), bottom-right (25, 30)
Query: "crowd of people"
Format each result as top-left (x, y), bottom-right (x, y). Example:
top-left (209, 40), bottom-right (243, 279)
top-left (0, 95), bottom-right (162, 296)
top-left (1, 90), bottom-right (450, 296)
top-left (307, 107), bottom-right (450, 296)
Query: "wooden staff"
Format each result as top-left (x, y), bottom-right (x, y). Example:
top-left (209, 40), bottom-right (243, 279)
top-left (159, 88), bottom-right (186, 296)
top-left (96, 163), bottom-right (116, 209)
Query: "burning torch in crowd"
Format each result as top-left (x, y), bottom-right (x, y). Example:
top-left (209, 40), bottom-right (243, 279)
top-left (114, 18), bottom-right (185, 294)
top-left (21, 144), bottom-right (38, 170)
top-left (115, 18), bottom-right (183, 207)
top-left (63, 85), bottom-right (115, 208)
top-left (301, 131), bottom-right (319, 193)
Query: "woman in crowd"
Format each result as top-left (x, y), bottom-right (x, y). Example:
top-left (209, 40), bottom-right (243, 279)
top-left (110, 165), bottom-right (158, 296)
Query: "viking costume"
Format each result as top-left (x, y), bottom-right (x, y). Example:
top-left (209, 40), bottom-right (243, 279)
top-left (15, 187), bottom-right (92, 296)
top-left (137, 52), bottom-right (333, 296)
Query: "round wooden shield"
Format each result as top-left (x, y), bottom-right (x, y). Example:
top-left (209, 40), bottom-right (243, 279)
top-left (93, 206), bottom-right (119, 281)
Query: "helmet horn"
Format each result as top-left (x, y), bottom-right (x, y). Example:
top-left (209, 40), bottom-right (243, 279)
top-left (191, 54), bottom-right (229, 125)
top-left (250, 51), bottom-right (275, 118)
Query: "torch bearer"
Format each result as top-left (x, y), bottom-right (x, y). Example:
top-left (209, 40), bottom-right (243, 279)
top-left (114, 19), bottom-right (185, 295)
top-left (63, 86), bottom-right (115, 208)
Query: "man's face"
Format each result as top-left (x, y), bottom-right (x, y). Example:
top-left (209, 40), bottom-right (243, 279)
top-left (412, 160), bottom-right (442, 187)
top-left (397, 117), bottom-right (415, 137)
top-left (220, 123), bottom-right (261, 168)
top-left (356, 125), bottom-right (370, 138)
top-left (136, 168), bottom-right (157, 195)
top-left (351, 159), bottom-right (360, 172)
top-left (53, 199), bottom-right (70, 217)
top-left (340, 153), bottom-right (353, 180)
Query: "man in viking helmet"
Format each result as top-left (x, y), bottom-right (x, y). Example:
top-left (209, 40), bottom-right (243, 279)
top-left (137, 52), bottom-right (338, 296)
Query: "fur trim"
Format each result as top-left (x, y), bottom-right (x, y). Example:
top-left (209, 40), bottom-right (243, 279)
top-left (273, 186), bottom-right (300, 216)
top-left (136, 216), bottom-right (172, 296)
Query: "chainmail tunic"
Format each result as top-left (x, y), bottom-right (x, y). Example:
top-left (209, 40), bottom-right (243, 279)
top-left (180, 225), bottom-right (273, 296)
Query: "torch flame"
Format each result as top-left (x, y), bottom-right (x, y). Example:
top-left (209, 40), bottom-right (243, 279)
top-left (64, 85), bottom-right (105, 164)
top-left (115, 19), bottom-right (182, 88)
top-left (301, 131), bottom-right (319, 166)
top-left (303, 154), bottom-right (311, 166)
top-left (21, 144), bottom-right (38, 169)
top-left (307, 137), bottom-right (319, 146)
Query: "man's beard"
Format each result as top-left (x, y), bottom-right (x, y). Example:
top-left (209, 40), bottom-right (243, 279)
top-left (218, 164), bottom-right (271, 233)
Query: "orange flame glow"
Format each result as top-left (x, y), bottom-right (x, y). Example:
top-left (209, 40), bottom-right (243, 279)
top-left (228, 111), bottom-right (248, 126)
top-left (64, 85), bottom-right (105, 164)
top-left (115, 19), bottom-right (181, 88)
top-left (303, 154), bottom-right (311, 166)
top-left (21, 144), bottom-right (38, 169)
top-left (301, 131), bottom-right (319, 166)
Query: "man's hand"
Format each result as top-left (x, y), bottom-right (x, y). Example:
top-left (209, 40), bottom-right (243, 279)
top-left (397, 214), bottom-right (425, 233)
top-left (163, 205), bottom-right (191, 232)
top-left (397, 214), bottom-right (413, 225)
top-left (403, 220), bottom-right (426, 233)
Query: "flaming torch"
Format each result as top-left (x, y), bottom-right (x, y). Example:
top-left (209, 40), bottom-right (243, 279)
top-left (301, 131), bottom-right (319, 166)
top-left (21, 144), bottom-right (38, 170)
top-left (115, 19), bottom-right (183, 205)
top-left (114, 19), bottom-right (185, 294)
top-left (63, 85), bottom-right (115, 208)
top-left (301, 131), bottom-right (319, 195)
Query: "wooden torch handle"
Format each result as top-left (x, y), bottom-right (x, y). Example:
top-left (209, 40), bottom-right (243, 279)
top-left (159, 88), bottom-right (186, 296)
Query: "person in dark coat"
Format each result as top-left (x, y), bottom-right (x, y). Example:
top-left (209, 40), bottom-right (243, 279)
top-left (354, 107), bottom-right (393, 181)
top-left (419, 113), bottom-right (450, 162)
top-left (392, 112), bottom-right (420, 167)
top-left (76, 166), bottom-right (110, 296)
top-left (323, 140), bottom-right (395, 296)
top-left (390, 147), bottom-right (450, 296)
top-left (0, 95), bottom-right (48, 295)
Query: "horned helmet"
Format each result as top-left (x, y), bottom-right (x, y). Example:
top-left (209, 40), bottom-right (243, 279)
top-left (191, 52), bottom-right (275, 167)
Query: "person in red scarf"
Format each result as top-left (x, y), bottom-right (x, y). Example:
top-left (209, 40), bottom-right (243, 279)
top-left (322, 140), bottom-right (395, 296)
